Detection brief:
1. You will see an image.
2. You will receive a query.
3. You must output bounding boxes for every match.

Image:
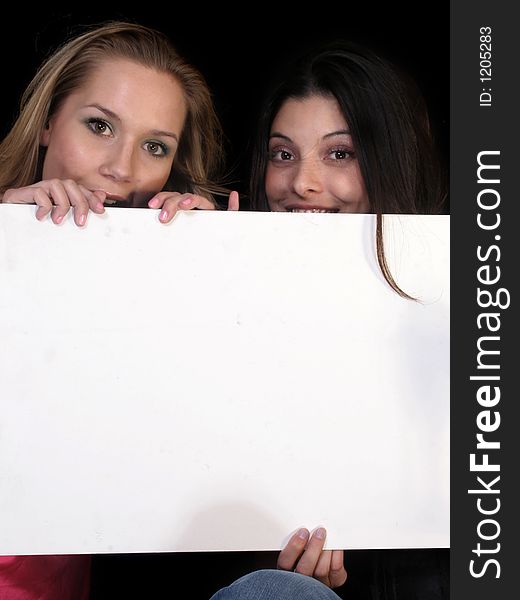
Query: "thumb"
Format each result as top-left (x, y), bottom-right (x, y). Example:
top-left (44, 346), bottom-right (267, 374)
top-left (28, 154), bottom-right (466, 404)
top-left (227, 190), bottom-right (239, 211)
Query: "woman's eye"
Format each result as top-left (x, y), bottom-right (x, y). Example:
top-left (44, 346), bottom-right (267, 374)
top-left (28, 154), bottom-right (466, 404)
top-left (86, 118), bottom-right (112, 136)
top-left (329, 149), bottom-right (351, 160)
top-left (270, 149), bottom-right (294, 161)
top-left (144, 141), bottom-right (168, 157)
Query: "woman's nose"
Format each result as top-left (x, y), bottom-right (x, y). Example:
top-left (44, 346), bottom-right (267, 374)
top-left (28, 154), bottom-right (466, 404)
top-left (99, 142), bottom-right (135, 182)
top-left (291, 159), bottom-right (324, 196)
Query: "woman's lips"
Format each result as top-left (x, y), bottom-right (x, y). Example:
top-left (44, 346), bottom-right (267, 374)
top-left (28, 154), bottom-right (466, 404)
top-left (283, 204), bottom-right (339, 213)
top-left (103, 192), bottom-right (126, 201)
top-left (93, 191), bottom-right (129, 205)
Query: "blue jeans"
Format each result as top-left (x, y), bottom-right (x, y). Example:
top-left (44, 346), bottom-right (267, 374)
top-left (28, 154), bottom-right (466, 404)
top-left (209, 569), bottom-right (342, 599)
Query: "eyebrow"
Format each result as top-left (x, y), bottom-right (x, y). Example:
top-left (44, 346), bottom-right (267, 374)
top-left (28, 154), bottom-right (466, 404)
top-left (269, 129), bottom-right (351, 142)
top-left (85, 104), bottom-right (179, 141)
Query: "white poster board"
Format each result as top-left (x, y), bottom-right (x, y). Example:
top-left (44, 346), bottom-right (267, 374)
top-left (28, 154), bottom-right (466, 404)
top-left (0, 206), bottom-right (449, 554)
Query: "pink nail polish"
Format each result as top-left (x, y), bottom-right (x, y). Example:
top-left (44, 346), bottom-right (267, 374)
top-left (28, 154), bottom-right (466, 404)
top-left (159, 210), bottom-right (168, 221)
top-left (79, 214), bottom-right (86, 226)
top-left (298, 528), bottom-right (309, 540)
top-left (315, 527), bottom-right (326, 540)
top-left (180, 197), bottom-right (192, 207)
top-left (55, 215), bottom-right (63, 224)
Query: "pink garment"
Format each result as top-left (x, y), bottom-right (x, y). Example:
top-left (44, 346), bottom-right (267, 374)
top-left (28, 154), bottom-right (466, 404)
top-left (0, 555), bottom-right (90, 600)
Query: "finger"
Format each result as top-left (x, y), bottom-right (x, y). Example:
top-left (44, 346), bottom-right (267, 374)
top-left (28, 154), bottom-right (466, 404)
top-left (81, 187), bottom-right (106, 214)
top-left (178, 194), bottom-right (215, 211)
top-left (148, 192), bottom-right (181, 210)
top-left (159, 194), bottom-right (215, 223)
top-left (329, 550), bottom-right (348, 588)
top-left (1, 188), bottom-right (18, 204)
top-left (46, 180), bottom-right (72, 224)
top-left (158, 197), bottom-right (182, 223)
top-left (62, 180), bottom-right (91, 226)
top-left (294, 527), bottom-right (327, 576)
top-left (314, 550), bottom-right (333, 587)
top-left (32, 188), bottom-right (54, 221)
top-left (227, 190), bottom-right (239, 211)
top-left (2, 186), bottom-right (50, 211)
top-left (3, 186), bottom-right (54, 220)
top-left (277, 528), bottom-right (309, 571)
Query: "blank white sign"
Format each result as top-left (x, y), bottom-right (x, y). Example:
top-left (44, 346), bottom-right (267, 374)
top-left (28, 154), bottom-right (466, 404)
top-left (0, 205), bottom-right (449, 554)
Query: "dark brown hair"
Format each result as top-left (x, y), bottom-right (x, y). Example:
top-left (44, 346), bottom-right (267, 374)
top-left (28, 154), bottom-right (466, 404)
top-left (249, 41), bottom-right (447, 299)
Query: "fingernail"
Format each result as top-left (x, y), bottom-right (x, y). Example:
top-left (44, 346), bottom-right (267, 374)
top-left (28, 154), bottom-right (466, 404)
top-left (298, 528), bottom-right (309, 540)
top-left (180, 197), bottom-right (193, 207)
top-left (96, 202), bottom-right (105, 211)
top-left (159, 210), bottom-right (168, 221)
top-left (315, 527), bottom-right (326, 540)
top-left (79, 214), bottom-right (86, 226)
top-left (55, 215), bottom-right (64, 224)
top-left (148, 197), bottom-right (159, 208)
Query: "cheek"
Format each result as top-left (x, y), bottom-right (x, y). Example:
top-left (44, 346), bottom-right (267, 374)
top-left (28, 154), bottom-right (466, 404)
top-left (332, 167), bottom-right (370, 210)
top-left (142, 160), bottom-right (174, 192)
top-left (265, 165), bottom-right (287, 200)
top-left (42, 144), bottom-right (70, 180)
top-left (42, 134), bottom-right (92, 181)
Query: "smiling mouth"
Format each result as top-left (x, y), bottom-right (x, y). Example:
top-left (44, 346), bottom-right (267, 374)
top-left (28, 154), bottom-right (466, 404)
top-left (101, 191), bottom-right (155, 208)
top-left (92, 191), bottom-right (142, 207)
top-left (286, 207), bottom-right (339, 213)
top-left (103, 193), bottom-right (129, 205)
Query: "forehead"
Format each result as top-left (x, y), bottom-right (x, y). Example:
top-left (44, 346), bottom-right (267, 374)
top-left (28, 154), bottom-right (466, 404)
top-left (271, 95), bottom-right (348, 135)
top-left (69, 58), bottom-right (187, 131)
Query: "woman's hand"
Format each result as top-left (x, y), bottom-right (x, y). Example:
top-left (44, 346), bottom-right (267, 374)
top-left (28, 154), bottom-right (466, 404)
top-left (148, 190), bottom-right (239, 223)
top-left (2, 180), bottom-right (106, 226)
top-left (277, 527), bottom-right (347, 589)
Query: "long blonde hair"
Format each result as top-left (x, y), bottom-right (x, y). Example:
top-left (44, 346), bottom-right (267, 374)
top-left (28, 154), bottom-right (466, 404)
top-left (0, 21), bottom-right (225, 201)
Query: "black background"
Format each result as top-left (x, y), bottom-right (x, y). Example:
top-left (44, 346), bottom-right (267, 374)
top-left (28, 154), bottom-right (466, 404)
top-left (0, 3), bottom-right (453, 599)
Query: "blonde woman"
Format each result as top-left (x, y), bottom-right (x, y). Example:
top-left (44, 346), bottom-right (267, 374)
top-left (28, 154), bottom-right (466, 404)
top-left (0, 21), bottom-right (238, 225)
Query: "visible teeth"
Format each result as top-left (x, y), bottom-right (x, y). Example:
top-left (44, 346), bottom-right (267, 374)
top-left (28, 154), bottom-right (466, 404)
top-left (290, 209), bottom-right (332, 213)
